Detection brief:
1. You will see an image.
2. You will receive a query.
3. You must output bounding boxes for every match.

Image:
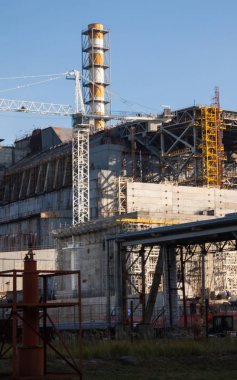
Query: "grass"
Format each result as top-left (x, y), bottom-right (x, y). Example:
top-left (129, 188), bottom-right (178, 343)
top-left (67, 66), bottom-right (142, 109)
top-left (2, 339), bottom-right (237, 379)
top-left (81, 339), bottom-right (237, 380)
top-left (82, 338), bottom-right (237, 359)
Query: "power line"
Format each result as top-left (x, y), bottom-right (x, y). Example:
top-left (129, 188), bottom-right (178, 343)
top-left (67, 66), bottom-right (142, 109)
top-left (0, 72), bottom-right (67, 80)
top-left (81, 73), bottom-right (158, 113)
top-left (0, 71), bottom-right (158, 113)
top-left (0, 76), bottom-right (63, 94)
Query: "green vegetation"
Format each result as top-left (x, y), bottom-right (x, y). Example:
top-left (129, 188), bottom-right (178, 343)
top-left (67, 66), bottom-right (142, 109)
top-left (81, 339), bottom-right (237, 380)
top-left (83, 338), bottom-right (237, 359)
top-left (2, 339), bottom-right (237, 379)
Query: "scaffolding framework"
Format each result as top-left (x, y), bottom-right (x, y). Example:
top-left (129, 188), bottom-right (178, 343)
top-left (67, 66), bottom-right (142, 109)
top-left (117, 177), bottom-right (133, 214)
top-left (200, 106), bottom-right (226, 187)
top-left (72, 121), bottom-right (90, 225)
top-left (116, 106), bottom-right (235, 187)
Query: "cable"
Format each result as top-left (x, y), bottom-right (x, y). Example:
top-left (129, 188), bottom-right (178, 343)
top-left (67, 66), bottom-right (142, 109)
top-left (0, 72), bottom-right (67, 80)
top-left (81, 73), bottom-right (158, 113)
top-left (0, 76), bottom-right (63, 94)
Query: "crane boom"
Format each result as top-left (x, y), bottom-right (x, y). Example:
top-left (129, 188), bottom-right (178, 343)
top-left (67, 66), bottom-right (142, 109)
top-left (0, 97), bottom-right (161, 121)
top-left (0, 69), bottom-right (170, 226)
top-left (0, 98), bottom-right (73, 116)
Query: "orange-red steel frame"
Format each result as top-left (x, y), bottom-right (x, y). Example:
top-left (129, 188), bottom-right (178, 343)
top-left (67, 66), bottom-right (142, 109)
top-left (0, 259), bottom-right (82, 379)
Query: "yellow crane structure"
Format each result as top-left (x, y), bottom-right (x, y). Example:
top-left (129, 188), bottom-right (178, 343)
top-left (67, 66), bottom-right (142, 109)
top-left (200, 87), bottom-right (226, 187)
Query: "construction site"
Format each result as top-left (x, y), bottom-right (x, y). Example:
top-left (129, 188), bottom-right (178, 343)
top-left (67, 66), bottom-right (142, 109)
top-left (1, 22), bottom-right (237, 337)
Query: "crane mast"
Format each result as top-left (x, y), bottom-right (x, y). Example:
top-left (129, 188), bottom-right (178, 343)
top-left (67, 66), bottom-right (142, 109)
top-left (0, 73), bottom-right (164, 225)
top-left (0, 70), bottom-right (90, 226)
top-left (72, 114), bottom-right (90, 224)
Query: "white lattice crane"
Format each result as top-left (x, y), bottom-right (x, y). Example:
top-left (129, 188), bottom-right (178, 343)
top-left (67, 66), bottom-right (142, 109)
top-left (0, 70), bottom-right (164, 225)
top-left (0, 70), bottom-right (91, 225)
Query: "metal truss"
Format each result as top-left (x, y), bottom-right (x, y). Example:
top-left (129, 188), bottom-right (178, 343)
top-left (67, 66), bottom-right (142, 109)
top-left (0, 98), bottom-right (72, 115)
top-left (199, 107), bottom-right (226, 187)
top-left (119, 243), bottom-right (161, 324)
top-left (175, 240), bottom-right (237, 301)
top-left (72, 122), bottom-right (90, 225)
top-left (117, 108), bottom-right (202, 184)
top-left (117, 107), bottom-right (237, 186)
top-left (117, 177), bottom-right (133, 214)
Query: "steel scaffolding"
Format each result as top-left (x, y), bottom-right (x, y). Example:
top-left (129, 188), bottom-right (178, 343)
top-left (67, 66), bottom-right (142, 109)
top-left (72, 118), bottom-right (90, 225)
top-left (200, 106), bottom-right (226, 187)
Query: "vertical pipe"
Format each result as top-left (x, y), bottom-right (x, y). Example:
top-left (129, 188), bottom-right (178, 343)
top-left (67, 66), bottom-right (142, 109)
top-left (22, 258), bottom-right (39, 346)
top-left (130, 126), bottom-right (136, 180)
top-left (180, 247), bottom-right (187, 328)
top-left (139, 150), bottom-right (143, 181)
top-left (78, 272), bottom-right (82, 377)
top-left (115, 242), bottom-right (122, 323)
top-left (18, 253), bottom-right (44, 377)
top-left (130, 300), bottom-right (134, 343)
top-left (121, 246), bottom-right (127, 325)
top-left (167, 247), bottom-right (173, 326)
top-left (160, 128), bottom-right (165, 179)
top-left (43, 276), bottom-right (47, 375)
top-left (193, 124), bottom-right (198, 184)
top-left (141, 247), bottom-right (146, 324)
top-left (12, 270), bottom-right (17, 378)
top-left (205, 298), bottom-right (209, 338)
top-left (201, 246), bottom-right (206, 310)
top-left (106, 240), bottom-right (111, 328)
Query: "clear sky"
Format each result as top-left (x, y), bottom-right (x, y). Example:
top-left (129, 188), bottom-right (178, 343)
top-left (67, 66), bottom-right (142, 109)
top-left (0, 0), bottom-right (237, 145)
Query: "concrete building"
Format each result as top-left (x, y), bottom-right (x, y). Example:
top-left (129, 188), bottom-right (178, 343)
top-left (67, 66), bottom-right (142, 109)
top-left (1, 105), bottom-right (237, 327)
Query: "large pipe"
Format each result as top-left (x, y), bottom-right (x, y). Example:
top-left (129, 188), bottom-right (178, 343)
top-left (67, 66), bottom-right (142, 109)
top-left (17, 251), bottom-right (44, 377)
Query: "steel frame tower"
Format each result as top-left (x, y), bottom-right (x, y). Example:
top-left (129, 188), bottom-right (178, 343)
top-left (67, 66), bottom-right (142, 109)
top-left (72, 115), bottom-right (90, 225)
top-left (82, 23), bottom-right (111, 131)
top-left (200, 105), bottom-right (226, 188)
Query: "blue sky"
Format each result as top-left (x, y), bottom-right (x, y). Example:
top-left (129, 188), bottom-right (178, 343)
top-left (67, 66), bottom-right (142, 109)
top-left (0, 0), bottom-right (237, 144)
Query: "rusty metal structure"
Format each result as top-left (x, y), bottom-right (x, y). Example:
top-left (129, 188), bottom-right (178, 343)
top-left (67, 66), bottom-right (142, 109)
top-left (0, 249), bottom-right (82, 379)
top-left (109, 215), bottom-right (237, 328)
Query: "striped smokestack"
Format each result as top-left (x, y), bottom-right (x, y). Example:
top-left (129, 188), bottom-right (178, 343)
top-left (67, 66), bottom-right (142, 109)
top-left (82, 23), bottom-right (110, 131)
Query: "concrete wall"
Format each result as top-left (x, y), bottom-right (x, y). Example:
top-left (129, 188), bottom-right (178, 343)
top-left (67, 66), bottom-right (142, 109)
top-left (0, 249), bottom-right (57, 294)
top-left (56, 231), bottom-right (109, 298)
top-left (0, 188), bottom-right (71, 250)
top-left (126, 182), bottom-right (237, 217)
top-left (90, 144), bottom-right (124, 174)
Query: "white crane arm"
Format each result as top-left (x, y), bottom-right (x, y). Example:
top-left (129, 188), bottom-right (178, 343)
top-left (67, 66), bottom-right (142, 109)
top-left (0, 98), bottom-right (73, 116)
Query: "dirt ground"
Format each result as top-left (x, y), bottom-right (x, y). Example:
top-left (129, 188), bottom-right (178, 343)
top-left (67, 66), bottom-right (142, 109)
top-left (2, 352), bottom-right (237, 380)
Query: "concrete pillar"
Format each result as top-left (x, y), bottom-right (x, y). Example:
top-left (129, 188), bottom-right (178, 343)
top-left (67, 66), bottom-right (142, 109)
top-left (163, 245), bottom-right (179, 327)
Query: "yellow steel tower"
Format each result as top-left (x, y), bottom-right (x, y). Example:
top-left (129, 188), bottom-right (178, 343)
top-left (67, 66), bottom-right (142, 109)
top-left (82, 23), bottom-right (111, 131)
top-left (200, 105), bottom-right (225, 187)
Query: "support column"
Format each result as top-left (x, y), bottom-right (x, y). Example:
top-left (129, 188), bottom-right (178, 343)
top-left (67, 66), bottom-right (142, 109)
top-left (140, 246), bottom-right (146, 324)
top-left (145, 246), bottom-right (163, 323)
top-left (180, 247), bottom-right (187, 328)
top-left (163, 245), bottom-right (179, 327)
top-left (114, 242), bottom-right (122, 324)
top-left (106, 239), bottom-right (111, 328)
top-left (201, 244), bottom-right (206, 308)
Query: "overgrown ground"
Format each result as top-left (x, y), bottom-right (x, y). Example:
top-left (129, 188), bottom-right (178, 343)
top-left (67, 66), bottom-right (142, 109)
top-left (2, 339), bottom-right (237, 379)
top-left (82, 339), bottom-right (237, 380)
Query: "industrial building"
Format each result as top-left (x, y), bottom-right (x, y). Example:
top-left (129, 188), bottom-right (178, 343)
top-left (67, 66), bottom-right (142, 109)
top-left (0, 23), bottom-right (237, 328)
